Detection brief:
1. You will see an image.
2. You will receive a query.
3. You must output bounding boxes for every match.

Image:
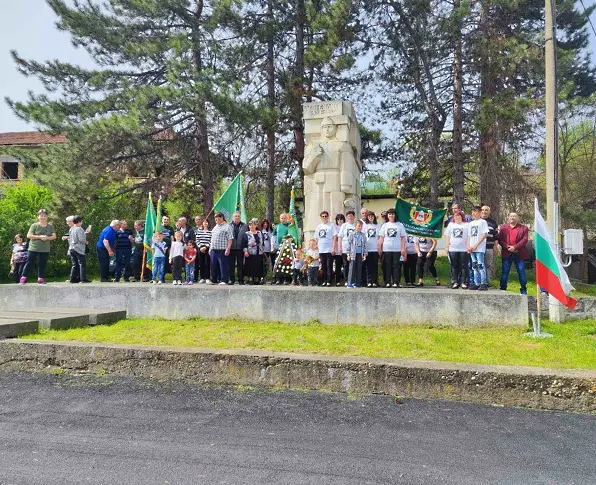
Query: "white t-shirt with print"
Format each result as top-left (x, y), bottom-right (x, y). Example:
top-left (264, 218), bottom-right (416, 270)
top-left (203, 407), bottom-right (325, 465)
top-left (314, 222), bottom-right (337, 254)
top-left (364, 223), bottom-right (379, 252)
top-left (379, 222), bottom-right (407, 252)
top-left (338, 222), bottom-right (355, 254)
top-left (405, 234), bottom-right (417, 254)
top-left (468, 218), bottom-right (489, 253)
top-left (445, 222), bottom-right (469, 252)
top-left (416, 237), bottom-right (435, 253)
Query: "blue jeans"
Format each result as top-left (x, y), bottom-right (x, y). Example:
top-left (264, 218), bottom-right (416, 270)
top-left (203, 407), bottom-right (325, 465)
top-left (470, 252), bottom-right (487, 286)
top-left (185, 262), bottom-right (195, 282)
top-left (210, 250), bottom-right (228, 282)
top-left (96, 247), bottom-right (111, 280)
top-left (500, 254), bottom-right (527, 294)
top-left (114, 248), bottom-right (132, 280)
top-left (152, 257), bottom-right (165, 282)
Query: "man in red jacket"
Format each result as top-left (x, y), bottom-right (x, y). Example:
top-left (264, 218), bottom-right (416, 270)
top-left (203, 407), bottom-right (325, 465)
top-left (497, 212), bottom-right (529, 295)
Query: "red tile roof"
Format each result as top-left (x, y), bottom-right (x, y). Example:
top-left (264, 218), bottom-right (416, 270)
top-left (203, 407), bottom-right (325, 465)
top-left (0, 131), bottom-right (67, 146)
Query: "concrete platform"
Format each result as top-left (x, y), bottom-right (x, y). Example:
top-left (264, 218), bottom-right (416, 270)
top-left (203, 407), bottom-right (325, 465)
top-left (0, 283), bottom-right (528, 327)
top-left (0, 319), bottom-right (39, 338)
top-left (15, 307), bottom-right (127, 326)
top-left (0, 310), bottom-right (89, 330)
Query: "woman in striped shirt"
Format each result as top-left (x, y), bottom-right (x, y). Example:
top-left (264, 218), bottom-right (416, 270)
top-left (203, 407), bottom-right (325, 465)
top-left (195, 219), bottom-right (212, 283)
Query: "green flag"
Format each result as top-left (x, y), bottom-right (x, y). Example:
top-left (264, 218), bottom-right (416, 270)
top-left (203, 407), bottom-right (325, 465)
top-left (238, 174), bottom-right (247, 223)
top-left (395, 198), bottom-right (447, 238)
top-left (143, 193), bottom-right (156, 270)
top-left (214, 173), bottom-right (241, 221)
top-left (287, 186), bottom-right (301, 247)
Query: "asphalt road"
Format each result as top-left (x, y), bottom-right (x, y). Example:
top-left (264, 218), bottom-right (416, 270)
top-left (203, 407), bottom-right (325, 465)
top-left (0, 372), bottom-right (593, 485)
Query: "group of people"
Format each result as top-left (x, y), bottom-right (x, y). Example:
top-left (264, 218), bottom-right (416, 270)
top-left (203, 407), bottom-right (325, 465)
top-left (10, 203), bottom-right (530, 294)
top-left (444, 203), bottom-right (529, 294)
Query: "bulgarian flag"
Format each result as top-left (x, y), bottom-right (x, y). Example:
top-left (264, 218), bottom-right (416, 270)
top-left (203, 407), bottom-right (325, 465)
top-left (534, 199), bottom-right (577, 310)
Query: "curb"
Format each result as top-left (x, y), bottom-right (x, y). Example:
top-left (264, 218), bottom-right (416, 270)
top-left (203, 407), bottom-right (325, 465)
top-left (0, 340), bottom-right (594, 413)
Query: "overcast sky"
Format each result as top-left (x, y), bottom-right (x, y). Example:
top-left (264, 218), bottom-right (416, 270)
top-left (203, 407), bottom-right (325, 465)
top-left (1, 0), bottom-right (595, 133)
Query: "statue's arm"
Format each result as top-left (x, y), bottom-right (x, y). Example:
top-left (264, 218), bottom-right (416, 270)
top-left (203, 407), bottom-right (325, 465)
top-left (303, 143), bottom-right (322, 175)
top-left (340, 146), bottom-right (357, 193)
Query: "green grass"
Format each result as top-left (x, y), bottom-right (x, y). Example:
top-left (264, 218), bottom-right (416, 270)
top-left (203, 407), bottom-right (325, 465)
top-left (23, 317), bottom-right (596, 370)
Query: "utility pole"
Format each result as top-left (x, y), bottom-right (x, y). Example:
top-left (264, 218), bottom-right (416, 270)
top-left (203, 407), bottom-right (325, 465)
top-left (545, 0), bottom-right (563, 322)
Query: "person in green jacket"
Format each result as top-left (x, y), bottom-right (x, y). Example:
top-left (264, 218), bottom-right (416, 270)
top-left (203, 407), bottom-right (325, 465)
top-left (20, 209), bottom-right (56, 285)
top-left (271, 213), bottom-right (291, 284)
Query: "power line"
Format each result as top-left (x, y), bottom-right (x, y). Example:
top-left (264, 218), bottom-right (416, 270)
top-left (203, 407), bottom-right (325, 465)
top-left (578, 0), bottom-right (596, 39)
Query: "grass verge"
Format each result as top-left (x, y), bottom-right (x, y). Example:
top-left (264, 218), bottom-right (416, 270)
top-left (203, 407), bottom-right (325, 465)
top-left (22, 317), bottom-right (596, 370)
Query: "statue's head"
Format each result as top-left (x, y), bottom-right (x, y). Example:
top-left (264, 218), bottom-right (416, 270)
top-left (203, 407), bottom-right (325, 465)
top-left (321, 117), bottom-right (337, 139)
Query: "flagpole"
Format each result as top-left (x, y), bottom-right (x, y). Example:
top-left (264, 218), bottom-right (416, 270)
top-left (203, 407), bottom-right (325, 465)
top-left (141, 246), bottom-right (147, 282)
top-left (526, 199), bottom-right (553, 338)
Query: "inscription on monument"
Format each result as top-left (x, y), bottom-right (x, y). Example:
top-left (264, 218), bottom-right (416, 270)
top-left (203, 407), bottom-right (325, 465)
top-left (303, 101), bottom-right (344, 119)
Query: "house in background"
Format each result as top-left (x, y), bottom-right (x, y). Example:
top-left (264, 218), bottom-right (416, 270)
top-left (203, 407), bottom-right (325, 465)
top-left (0, 131), bottom-right (67, 181)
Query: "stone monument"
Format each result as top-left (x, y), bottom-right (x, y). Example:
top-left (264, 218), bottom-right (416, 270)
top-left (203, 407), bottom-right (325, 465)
top-left (302, 100), bottom-right (362, 240)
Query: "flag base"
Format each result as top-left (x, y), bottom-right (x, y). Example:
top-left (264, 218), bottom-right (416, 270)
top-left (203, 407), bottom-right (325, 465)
top-left (523, 331), bottom-right (553, 338)
top-left (525, 313), bottom-right (553, 338)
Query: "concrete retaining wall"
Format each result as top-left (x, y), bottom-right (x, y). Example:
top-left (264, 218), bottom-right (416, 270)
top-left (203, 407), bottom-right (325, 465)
top-left (0, 284), bottom-right (529, 327)
top-left (0, 340), bottom-right (593, 413)
top-left (528, 296), bottom-right (596, 321)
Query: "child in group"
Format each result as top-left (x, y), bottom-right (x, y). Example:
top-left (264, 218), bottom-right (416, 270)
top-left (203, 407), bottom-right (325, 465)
top-left (10, 234), bottom-right (28, 283)
top-left (304, 238), bottom-right (320, 286)
top-left (183, 239), bottom-right (197, 285)
top-left (293, 248), bottom-right (304, 286)
top-left (151, 231), bottom-right (167, 284)
top-left (169, 231), bottom-right (185, 285)
top-left (346, 220), bottom-right (368, 288)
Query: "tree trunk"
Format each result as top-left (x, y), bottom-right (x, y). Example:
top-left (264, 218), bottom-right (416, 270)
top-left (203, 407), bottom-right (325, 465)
top-left (452, 0), bottom-right (464, 203)
top-left (428, 117), bottom-right (442, 208)
top-left (478, 1), bottom-right (500, 221)
top-left (265, 0), bottom-right (276, 222)
top-left (193, 0), bottom-right (214, 216)
top-left (293, 0), bottom-right (306, 189)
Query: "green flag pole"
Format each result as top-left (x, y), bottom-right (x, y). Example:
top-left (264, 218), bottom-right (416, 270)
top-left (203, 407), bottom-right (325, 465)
top-left (238, 173), bottom-right (247, 223)
top-left (288, 186), bottom-right (301, 247)
top-left (213, 173), bottom-right (241, 221)
top-left (155, 196), bottom-right (163, 233)
top-left (143, 192), bottom-right (157, 272)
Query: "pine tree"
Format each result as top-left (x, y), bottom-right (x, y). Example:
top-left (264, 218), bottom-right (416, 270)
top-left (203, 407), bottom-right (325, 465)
top-left (470, 0), bottom-right (596, 221)
top-left (6, 0), bottom-right (255, 210)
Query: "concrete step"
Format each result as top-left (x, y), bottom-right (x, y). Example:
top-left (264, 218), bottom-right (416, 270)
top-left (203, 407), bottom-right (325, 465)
top-left (0, 311), bottom-right (89, 330)
top-left (0, 319), bottom-right (39, 338)
top-left (21, 307), bottom-right (127, 326)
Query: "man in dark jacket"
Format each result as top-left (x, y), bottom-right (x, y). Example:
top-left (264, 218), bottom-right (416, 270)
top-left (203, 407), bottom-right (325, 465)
top-left (177, 217), bottom-right (195, 244)
top-left (481, 205), bottom-right (499, 281)
top-left (114, 220), bottom-right (133, 282)
top-left (498, 212), bottom-right (529, 295)
top-left (228, 211), bottom-right (248, 285)
top-left (161, 215), bottom-right (175, 275)
top-left (132, 220), bottom-right (151, 282)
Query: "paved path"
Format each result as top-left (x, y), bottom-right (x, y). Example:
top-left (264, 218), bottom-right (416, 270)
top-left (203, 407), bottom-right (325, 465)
top-left (0, 372), bottom-right (593, 485)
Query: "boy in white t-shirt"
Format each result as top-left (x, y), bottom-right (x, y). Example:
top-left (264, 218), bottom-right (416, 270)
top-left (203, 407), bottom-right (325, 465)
top-left (305, 238), bottom-right (320, 286)
top-left (467, 205), bottom-right (489, 290)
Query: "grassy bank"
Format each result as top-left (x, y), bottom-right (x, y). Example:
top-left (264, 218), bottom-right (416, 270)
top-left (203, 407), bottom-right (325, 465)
top-left (24, 317), bottom-right (596, 370)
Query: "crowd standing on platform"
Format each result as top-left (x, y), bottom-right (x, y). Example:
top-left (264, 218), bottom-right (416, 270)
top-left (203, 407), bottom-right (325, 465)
top-left (9, 203), bottom-right (531, 294)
